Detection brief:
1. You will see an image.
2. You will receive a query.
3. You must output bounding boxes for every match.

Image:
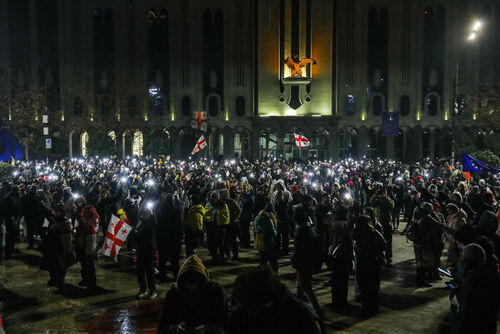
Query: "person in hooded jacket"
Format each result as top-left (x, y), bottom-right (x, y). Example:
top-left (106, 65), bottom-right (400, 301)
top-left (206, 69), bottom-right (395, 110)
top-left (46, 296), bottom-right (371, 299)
top-left (228, 266), bottom-right (321, 334)
top-left (21, 185), bottom-right (45, 249)
top-left (184, 195), bottom-right (205, 257)
top-left (158, 255), bottom-right (229, 334)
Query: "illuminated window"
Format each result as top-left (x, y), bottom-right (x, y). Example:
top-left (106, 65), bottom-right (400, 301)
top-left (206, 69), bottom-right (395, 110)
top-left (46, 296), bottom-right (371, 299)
top-left (345, 95), bottom-right (355, 116)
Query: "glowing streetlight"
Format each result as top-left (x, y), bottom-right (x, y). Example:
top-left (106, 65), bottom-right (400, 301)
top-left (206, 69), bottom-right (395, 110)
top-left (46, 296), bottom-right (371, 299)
top-left (472, 20), bottom-right (482, 32)
top-left (468, 32), bottom-right (477, 41)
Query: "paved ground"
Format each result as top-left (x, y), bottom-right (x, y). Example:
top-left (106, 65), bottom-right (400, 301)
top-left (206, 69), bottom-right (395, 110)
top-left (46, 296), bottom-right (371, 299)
top-left (0, 223), bottom-right (461, 333)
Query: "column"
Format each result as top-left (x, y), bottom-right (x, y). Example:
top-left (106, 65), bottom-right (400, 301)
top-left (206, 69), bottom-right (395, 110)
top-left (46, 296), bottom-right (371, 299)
top-left (224, 130), bottom-right (235, 159)
top-left (386, 137), bottom-right (395, 160)
top-left (356, 127), bottom-right (368, 158)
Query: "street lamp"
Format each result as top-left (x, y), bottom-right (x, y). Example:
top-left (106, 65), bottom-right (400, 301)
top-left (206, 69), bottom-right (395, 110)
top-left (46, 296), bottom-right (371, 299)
top-left (451, 19), bottom-right (483, 167)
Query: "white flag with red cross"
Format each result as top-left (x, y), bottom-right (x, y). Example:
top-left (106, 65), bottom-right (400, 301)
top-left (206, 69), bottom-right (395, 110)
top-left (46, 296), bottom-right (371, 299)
top-left (102, 214), bottom-right (132, 258)
top-left (191, 111), bottom-right (208, 132)
top-left (191, 135), bottom-right (208, 155)
top-left (294, 133), bottom-right (310, 147)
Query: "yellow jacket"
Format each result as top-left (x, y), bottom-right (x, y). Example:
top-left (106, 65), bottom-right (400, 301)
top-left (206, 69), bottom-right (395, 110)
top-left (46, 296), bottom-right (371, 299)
top-left (184, 204), bottom-right (205, 232)
top-left (204, 202), bottom-right (230, 226)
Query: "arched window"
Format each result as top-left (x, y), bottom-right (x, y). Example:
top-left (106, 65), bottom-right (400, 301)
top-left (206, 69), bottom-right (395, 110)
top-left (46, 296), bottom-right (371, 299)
top-left (259, 131), bottom-right (278, 159)
top-left (400, 95), bottom-right (410, 116)
top-left (311, 129), bottom-right (328, 160)
top-left (234, 132), bottom-right (249, 158)
top-left (345, 95), bottom-right (355, 116)
top-left (372, 95), bottom-right (383, 116)
top-left (208, 95), bottom-right (219, 117)
top-left (236, 96), bottom-right (245, 117)
top-left (181, 96), bottom-right (191, 117)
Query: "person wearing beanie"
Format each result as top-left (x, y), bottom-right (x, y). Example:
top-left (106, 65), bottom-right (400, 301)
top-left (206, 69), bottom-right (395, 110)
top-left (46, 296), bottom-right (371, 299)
top-left (453, 243), bottom-right (500, 334)
top-left (158, 255), bottom-right (229, 334)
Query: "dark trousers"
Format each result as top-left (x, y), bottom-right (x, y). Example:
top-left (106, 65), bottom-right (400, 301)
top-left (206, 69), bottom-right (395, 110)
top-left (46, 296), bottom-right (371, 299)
top-left (259, 249), bottom-right (278, 272)
top-left (80, 255), bottom-right (96, 286)
top-left (49, 259), bottom-right (66, 286)
top-left (356, 262), bottom-right (381, 315)
top-left (331, 259), bottom-right (350, 308)
top-left (25, 217), bottom-right (38, 247)
top-left (276, 223), bottom-right (289, 254)
top-left (5, 219), bottom-right (19, 258)
top-left (225, 222), bottom-right (240, 259)
top-left (239, 217), bottom-right (251, 248)
top-left (214, 225), bottom-right (227, 261)
top-left (158, 241), bottom-right (181, 281)
top-left (136, 242), bottom-right (156, 292)
top-left (206, 224), bottom-right (217, 257)
top-left (127, 230), bottom-right (137, 251)
top-left (185, 230), bottom-right (204, 257)
top-left (381, 223), bottom-right (392, 262)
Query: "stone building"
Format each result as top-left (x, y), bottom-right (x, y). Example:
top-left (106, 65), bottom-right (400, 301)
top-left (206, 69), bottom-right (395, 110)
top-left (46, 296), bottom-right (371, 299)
top-left (0, 0), bottom-right (495, 161)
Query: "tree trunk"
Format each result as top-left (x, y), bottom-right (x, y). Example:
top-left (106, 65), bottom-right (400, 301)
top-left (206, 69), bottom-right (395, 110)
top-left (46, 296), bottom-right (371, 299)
top-left (24, 143), bottom-right (29, 161)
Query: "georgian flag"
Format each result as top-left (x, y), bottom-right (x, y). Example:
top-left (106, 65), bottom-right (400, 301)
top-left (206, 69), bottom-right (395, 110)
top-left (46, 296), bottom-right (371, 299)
top-left (294, 133), bottom-right (310, 147)
top-left (191, 111), bottom-right (208, 132)
top-left (191, 135), bottom-right (208, 155)
top-left (102, 214), bottom-right (132, 258)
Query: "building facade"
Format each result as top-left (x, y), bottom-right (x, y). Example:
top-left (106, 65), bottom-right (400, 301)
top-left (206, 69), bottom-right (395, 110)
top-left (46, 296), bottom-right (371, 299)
top-left (0, 0), bottom-right (495, 161)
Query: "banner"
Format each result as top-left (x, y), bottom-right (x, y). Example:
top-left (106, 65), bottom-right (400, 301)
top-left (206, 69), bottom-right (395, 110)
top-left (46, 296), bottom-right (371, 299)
top-left (381, 112), bottom-right (399, 137)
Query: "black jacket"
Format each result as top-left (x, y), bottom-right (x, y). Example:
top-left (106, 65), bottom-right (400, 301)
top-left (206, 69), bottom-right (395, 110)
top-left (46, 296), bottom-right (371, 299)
top-left (291, 224), bottom-right (323, 273)
top-left (158, 281), bottom-right (229, 334)
top-left (227, 284), bottom-right (318, 334)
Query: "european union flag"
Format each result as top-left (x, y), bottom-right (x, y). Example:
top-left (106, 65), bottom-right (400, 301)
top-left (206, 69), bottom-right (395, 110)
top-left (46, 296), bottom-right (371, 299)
top-left (462, 153), bottom-right (500, 174)
top-left (381, 112), bottom-right (399, 137)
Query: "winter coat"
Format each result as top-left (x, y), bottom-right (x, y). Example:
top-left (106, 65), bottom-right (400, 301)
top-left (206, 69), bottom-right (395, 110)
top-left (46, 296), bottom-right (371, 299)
top-left (204, 202), bottom-right (230, 226)
top-left (291, 224), bottom-right (324, 273)
top-left (158, 255), bottom-right (229, 334)
top-left (184, 204), bottom-right (205, 232)
top-left (352, 221), bottom-right (386, 266)
top-left (40, 215), bottom-right (73, 271)
top-left (239, 192), bottom-right (255, 222)
top-left (457, 264), bottom-right (500, 334)
top-left (157, 197), bottom-right (185, 242)
top-left (253, 211), bottom-right (277, 251)
top-left (75, 215), bottom-right (99, 257)
top-left (136, 207), bottom-right (157, 248)
top-left (413, 214), bottom-right (443, 268)
top-left (328, 220), bottom-right (353, 264)
top-left (225, 198), bottom-right (242, 224)
top-left (370, 195), bottom-right (394, 225)
top-left (227, 283), bottom-right (319, 334)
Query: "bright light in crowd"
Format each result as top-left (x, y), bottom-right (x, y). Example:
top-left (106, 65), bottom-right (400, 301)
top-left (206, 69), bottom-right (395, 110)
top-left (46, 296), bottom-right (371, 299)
top-left (472, 20), bottom-right (482, 31)
top-left (146, 179), bottom-right (155, 186)
top-left (121, 177), bottom-right (128, 183)
top-left (12, 171), bottom-right (19, 177)
top-left (72, 194), bottom-right (80, 199)
top-left (146, 201), bottom-right (154, 209)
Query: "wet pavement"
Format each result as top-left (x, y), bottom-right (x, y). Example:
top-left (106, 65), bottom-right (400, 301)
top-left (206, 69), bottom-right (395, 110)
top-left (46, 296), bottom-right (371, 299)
top-left (0, 224), bottom-right (467, 333)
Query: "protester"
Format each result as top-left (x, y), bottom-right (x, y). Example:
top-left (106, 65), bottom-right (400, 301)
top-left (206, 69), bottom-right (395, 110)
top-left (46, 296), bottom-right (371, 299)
top-left (75, 205), bottom-right (99, 289)
top-left (228, 266), bottom-right (321, 334)
top-left (158, 255), bottom-right (229, 334)
top-left (135, 201), bottom-right (158, 299)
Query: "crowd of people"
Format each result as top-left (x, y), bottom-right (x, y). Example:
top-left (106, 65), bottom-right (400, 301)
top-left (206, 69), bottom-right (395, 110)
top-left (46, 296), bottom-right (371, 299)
top-left (0, 156), bottom-right (499, 333)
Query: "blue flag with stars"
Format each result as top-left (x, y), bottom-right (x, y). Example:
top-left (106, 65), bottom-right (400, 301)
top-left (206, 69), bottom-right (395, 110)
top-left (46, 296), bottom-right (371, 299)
top-left (462, 153), bottom-right (500, 174)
